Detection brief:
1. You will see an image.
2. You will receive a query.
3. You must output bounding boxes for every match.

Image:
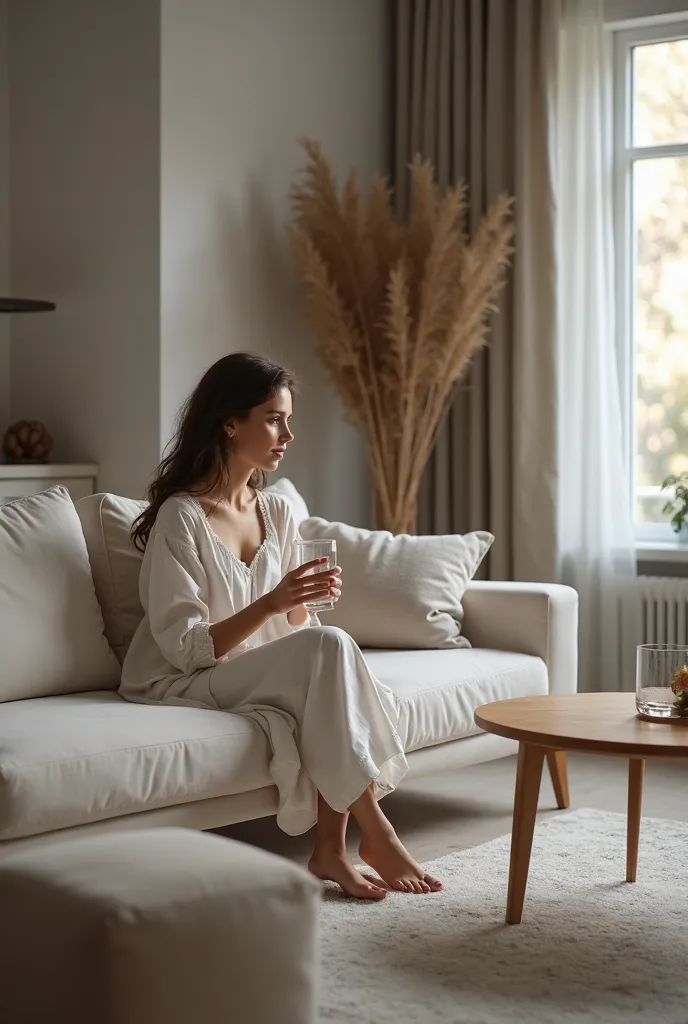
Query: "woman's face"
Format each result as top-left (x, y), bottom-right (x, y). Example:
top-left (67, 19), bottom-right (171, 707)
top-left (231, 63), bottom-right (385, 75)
top-left (227, 387), bottom-right (294, 473)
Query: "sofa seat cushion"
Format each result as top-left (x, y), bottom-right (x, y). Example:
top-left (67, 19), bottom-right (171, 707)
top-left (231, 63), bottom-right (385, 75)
top-left (363, 648), bottom-right (548, 753)
top-left (0, 650), bottom-right (548, 842)
top-left (0, 692), bottom-right (273, 841)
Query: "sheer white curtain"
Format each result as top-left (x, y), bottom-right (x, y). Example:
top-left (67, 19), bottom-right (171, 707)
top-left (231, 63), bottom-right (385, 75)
top-left (556, 0), bottom-right (638, 692)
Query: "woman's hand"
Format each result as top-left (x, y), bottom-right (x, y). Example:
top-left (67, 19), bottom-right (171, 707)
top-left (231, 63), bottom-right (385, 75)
top-left (267, 558), bottom-right (342, 616)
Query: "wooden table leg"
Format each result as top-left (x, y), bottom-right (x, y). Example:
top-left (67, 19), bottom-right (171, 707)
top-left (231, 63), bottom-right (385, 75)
top-left (546, 750), bottom-right (570, 809)
top-left (626, 758), bottom-right (645, 883)
top-left (506, 742), bottom-right (545, 925)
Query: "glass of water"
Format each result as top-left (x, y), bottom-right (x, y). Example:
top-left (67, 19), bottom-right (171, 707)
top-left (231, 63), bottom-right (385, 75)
top-left (294, 539), bottom-right (337, 622)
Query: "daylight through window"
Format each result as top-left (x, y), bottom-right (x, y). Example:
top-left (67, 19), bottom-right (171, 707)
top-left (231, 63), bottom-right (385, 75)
top-left (614, 25), bottom-right (688, 536)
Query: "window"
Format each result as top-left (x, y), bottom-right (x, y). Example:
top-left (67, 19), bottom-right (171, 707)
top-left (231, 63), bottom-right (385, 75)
top-left (613, 21), bottom-right (688, 541)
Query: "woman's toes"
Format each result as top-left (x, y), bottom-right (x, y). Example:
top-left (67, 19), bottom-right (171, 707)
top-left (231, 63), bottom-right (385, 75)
top-left (358, 836), bottom-right (440, 894)
top-left (425, 874), bottom-right (443, 891)
top-left (366, 884), bottom-right (387, 900)
top-left (309, 851), bottom-right (391, 901)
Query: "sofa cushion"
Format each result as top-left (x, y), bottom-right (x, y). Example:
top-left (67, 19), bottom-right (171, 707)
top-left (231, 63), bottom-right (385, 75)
top-left (0, 487), bottom-right (120, 702)
top-left (77, 479), bottom-right (310, 664)
top-left (300, 518), bottom-right (493, 649)
top-left (267, 477), bottom-right (310, 525)
top-left (0, 692), bottom-right (273, 841)
top-left (365, 648), bottom-right (548, 752)
top-left (0, 648), bottom-right (546, 841)
top-left (76, 493), bottom-right (147, 665)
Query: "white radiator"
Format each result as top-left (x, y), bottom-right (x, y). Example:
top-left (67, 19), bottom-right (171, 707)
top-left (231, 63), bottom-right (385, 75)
top-left (634, 576), bottom-right (688, 645)
top-left (617, 576), bottom-right (688, 686)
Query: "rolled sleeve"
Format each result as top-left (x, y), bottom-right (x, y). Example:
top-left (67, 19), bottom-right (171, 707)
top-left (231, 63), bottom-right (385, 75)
top-left (146, 534), bottom-right (220, 674)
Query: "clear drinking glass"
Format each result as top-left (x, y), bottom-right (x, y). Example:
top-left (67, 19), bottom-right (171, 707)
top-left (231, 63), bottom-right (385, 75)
top-left (636, 644), bottom-right (688, 720)
top-left (294, 539), bottom-right (337, 623)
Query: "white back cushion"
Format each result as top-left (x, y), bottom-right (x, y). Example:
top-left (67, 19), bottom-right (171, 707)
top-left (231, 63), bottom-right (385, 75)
top-left (267, 477), bottom-right (310, 525)
top-left (299, 518), bottom-right (494, 649)
top-left (0, 487), bottom-right (120, 701)
top-left (76, 479), bottom-right (310, 664)
top-left (76, 493), bottom-right (146, 665)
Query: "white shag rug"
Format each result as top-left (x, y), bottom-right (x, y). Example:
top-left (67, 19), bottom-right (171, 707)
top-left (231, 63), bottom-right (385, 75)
top-left (318, 809), bottom-right (688, 1024)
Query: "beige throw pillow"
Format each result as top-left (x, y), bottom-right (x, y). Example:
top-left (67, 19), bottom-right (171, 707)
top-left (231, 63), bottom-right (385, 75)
top-left (0, 487), bottom-right (121, 701)
top-left (298, 518), bottom-right (494, 649)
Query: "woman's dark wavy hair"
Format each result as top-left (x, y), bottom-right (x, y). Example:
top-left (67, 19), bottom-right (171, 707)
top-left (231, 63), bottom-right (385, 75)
top-left (132, 352), bottom-right (296, 551)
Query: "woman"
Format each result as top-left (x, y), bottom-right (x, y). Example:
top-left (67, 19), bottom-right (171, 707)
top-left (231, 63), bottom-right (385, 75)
top-left (121, 352), bottom-right (442, 900)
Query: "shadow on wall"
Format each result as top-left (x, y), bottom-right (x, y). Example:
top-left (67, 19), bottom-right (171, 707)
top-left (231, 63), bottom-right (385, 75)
top-left (217, 174), bottom-right (370, 526)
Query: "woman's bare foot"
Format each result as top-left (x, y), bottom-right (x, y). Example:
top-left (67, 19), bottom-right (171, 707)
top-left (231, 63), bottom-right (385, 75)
top-left (359, 832), bottom-right (443, 894)
top-left (308, 848), bottom-right (387, 901)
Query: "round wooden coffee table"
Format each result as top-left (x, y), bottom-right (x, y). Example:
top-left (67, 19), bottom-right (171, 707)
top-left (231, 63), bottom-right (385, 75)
top-left (474, 691), bottom-right (688, 925)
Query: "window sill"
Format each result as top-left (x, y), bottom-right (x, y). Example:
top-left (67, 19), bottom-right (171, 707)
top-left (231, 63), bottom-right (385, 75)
top-left (636, 541), bottom-right (688, 563)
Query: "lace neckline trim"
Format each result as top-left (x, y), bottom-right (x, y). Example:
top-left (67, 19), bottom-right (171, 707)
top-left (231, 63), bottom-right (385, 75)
top-left (185, 490), bottom-right (274, 577)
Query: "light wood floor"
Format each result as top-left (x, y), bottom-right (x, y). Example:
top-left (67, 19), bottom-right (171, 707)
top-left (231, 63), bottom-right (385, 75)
top-left (218, 752), bottom-right (688, 866)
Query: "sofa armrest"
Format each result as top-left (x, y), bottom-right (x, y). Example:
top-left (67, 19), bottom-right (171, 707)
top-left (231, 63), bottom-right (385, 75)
top-left (462, 581), bottom-right (578, 695)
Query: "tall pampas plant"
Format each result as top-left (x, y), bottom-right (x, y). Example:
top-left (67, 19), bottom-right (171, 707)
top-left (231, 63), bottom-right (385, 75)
top-left (288, 139), bottom-right (514, 534)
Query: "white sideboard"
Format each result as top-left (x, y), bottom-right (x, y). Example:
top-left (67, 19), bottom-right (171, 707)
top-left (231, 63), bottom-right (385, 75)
top-left (0, 463), bottom-right (99, 505)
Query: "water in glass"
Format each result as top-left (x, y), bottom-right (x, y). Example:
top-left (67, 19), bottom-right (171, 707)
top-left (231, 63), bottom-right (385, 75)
top-left (294, 539), bottom-right (337, 612)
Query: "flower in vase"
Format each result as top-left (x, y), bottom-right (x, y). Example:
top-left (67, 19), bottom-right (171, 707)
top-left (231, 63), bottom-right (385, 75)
top-left (670, 666), bottom-right (688, 695)
top-left (670, 666), bottom-right (688, 716)
top-left (675, 693), bottom-right (688, 716)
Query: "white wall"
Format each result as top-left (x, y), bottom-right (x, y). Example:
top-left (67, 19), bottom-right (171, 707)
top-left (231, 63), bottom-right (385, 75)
top-left (6, 0), bottom-right (388, 513)
top-left (0, 0), bottom-right (9, 430)
top-left (9, 0), bottom-right (162, 497)
top-left (605, 0), bottom-right (688, 23)
top-left (161, 0), bottom-right (389, 525)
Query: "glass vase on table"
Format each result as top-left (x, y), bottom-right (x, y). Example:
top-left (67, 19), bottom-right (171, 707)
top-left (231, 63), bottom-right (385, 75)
top-left (636, 643), bottom-right (688, 720)
top-left (294, 539), bottom-right (337, 625)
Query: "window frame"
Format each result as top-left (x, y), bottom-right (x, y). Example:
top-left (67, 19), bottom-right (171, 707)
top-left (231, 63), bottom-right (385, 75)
top-left (612, 17), bottom-right (688, 543)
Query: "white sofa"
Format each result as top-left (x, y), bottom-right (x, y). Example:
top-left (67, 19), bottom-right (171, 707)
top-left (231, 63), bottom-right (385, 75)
top-left (0, 482), bottom-right (578, 859)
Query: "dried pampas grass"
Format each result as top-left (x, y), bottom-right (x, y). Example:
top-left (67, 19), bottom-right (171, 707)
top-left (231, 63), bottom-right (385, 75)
top-left (288, 139), bottom-right (513, 534)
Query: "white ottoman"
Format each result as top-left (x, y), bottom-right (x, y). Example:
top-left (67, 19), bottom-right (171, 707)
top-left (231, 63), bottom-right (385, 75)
top-left (0, 827), bottom-right (320, 1024)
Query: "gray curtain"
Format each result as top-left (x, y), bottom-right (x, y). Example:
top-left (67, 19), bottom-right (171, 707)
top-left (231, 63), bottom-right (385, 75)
top-left (392, 0), bottom-right (560, 582)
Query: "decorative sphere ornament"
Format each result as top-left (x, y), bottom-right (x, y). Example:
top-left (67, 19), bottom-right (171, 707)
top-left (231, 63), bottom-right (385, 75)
top-left (2, 420), bottom-right (53, 462)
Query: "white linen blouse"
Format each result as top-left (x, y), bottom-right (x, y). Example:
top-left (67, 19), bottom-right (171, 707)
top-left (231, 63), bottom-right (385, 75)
top-left (119, 487), bottom-right (409, 836)
top-left (120, 489), bottom-right (309, 706)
